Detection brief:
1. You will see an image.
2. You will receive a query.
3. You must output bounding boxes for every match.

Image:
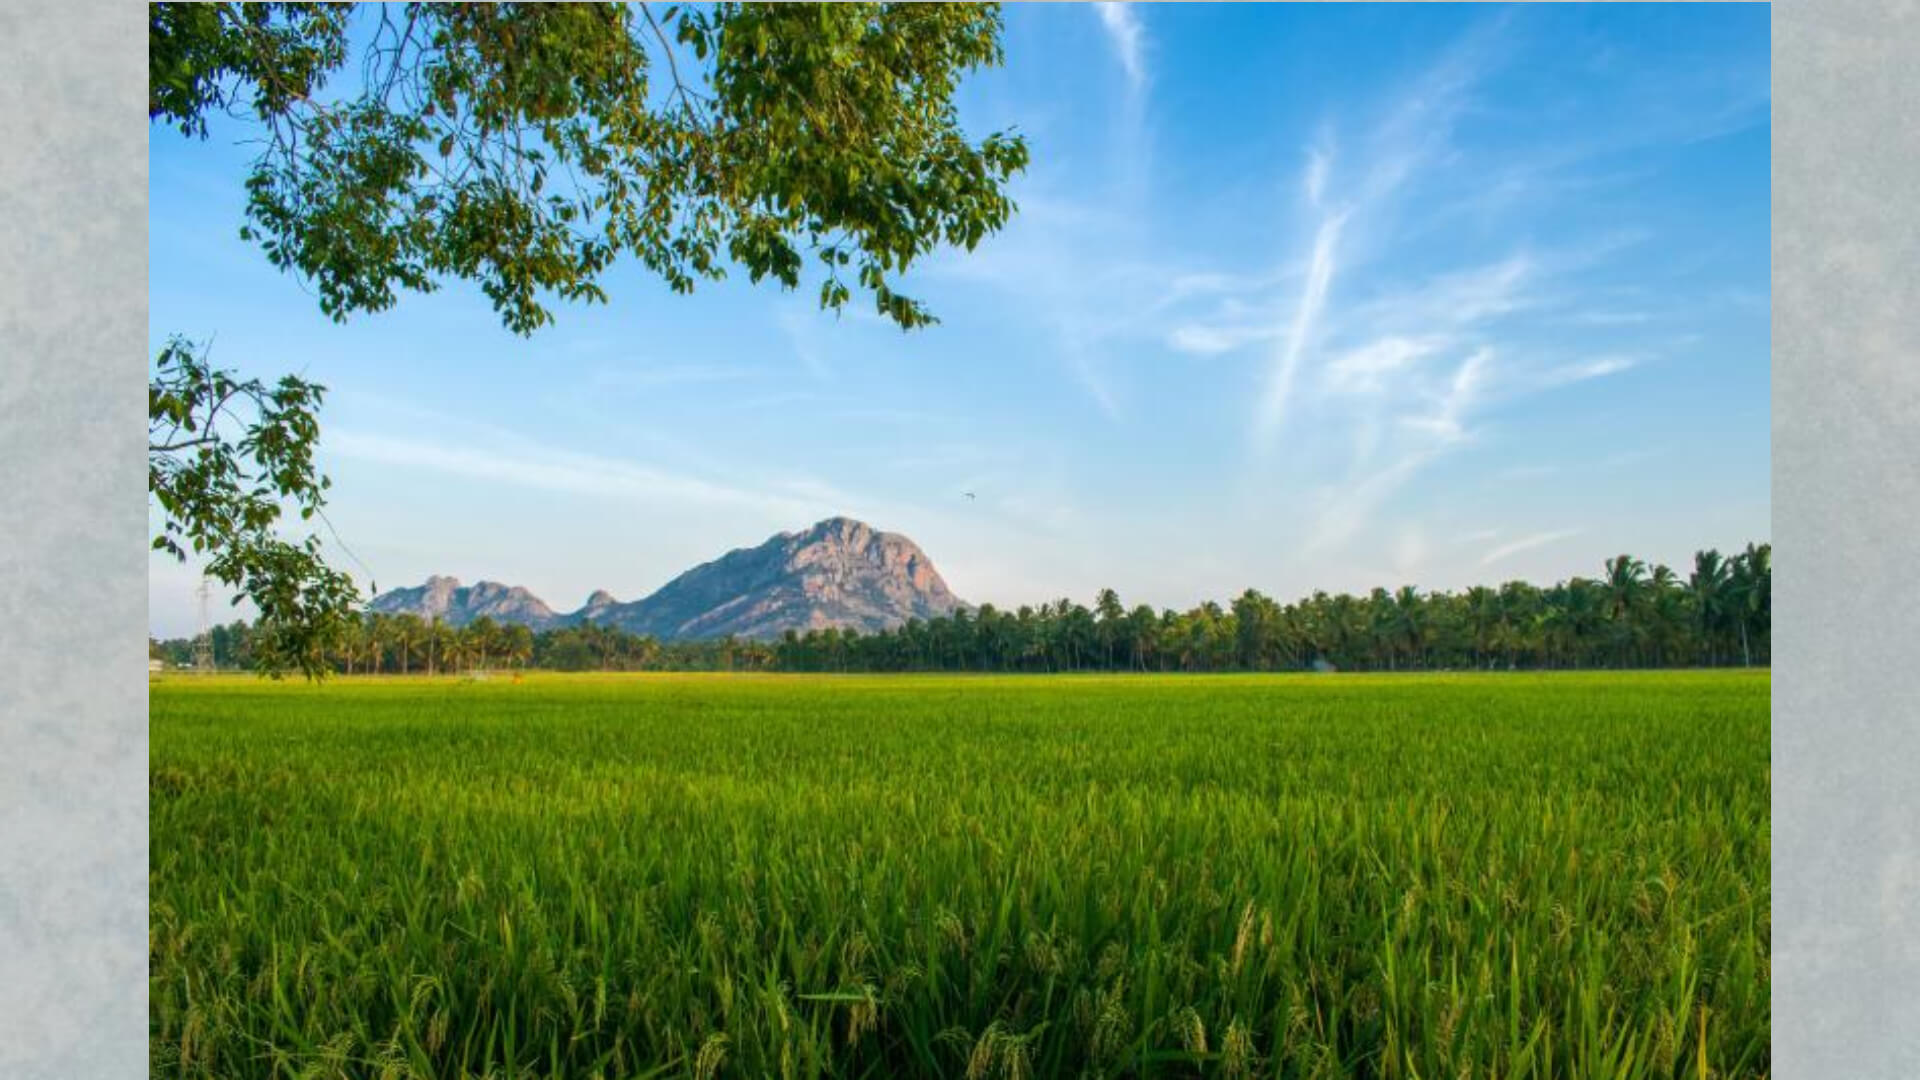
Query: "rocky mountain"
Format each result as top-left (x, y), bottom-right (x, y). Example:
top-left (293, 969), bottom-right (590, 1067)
top-left (367, 518), bottom-right (964, 641)
top-left (367, 575), bottom-right (561, 629)
top-left (605, 516), bottom-right (963, 640)
top-left (574, 589), bottom-right (623, 626)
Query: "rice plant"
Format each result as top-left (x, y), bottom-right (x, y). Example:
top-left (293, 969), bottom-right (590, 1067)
top-left (150, 671), bottom-right (1769, 1079)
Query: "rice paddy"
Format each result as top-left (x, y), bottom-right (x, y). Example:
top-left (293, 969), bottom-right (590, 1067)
top-left (150, 671), bottom-right (1770, 1079)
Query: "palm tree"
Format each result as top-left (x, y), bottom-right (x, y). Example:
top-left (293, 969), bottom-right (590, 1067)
top-left (467, 617), bottom-right (500, 672)
top-left (504, 623), bottom-right (534, 670)
top-left (426, 616), bottom-right (453, 676)
top-left (1645, 565), bottom-right (1688, 666)
top-left (363, 614), bottom-right (388, 675)
top-left (1360, 589), bottom-right (1390, 670)
top-left (1094, 588), bottom-right (1124, 669)
top-left (392, 614), bottom-right (423, 675)
top-left (1392, 586), bottom-right (1425, 669)
top-left (1464, 586), bottom-right (1500, 669)
top-left (1125, 604), bottom-right (1156, 671)
top-left (336, 617), bottom-right (360, 675)
top-left (1689, 550), bottom-right (1732, 666)
top-left (1729, 542), bottom-right (1771, 666)
top-left (1601, 555), bottom-right (1648, 667)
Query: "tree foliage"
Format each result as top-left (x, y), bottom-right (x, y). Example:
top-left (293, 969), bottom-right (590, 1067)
top-left (772, 545), bottom-right (1773, 674)
top-left (148, 2), bottom-right (1028, 676)
top-left (149, 337), bottom-right (358, 678)
top-left (149, 2), bottom-right (1028, 333)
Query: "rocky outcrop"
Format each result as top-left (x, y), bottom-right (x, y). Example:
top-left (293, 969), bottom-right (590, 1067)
top-left (368, 575), bottom-right (561, 629)
top-left (367, 518), bottom-right (963, 641)
top-left (602, 517), bottom-right (962, 640)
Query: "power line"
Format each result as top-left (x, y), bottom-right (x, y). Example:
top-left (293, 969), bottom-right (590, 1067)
top-left (193, 576), bottom-right (213, 674)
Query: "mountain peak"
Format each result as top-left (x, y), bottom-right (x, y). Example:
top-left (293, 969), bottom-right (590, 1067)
top-left (370, 575), bottom-right (558, 628)
top-left (622, 518), bottom-right (959, 640)
top-left (795, 515), bottom-right (869, 540)
top-left (367, 519), bottom-right (963, 641)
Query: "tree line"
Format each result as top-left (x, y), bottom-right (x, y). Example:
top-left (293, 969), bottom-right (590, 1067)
top-left (774, 544), bottom-right (1770, 674)
top-left (154, 544), bottom-right (1769, 676)
top-left (150, 614), bottom-right (777, 675)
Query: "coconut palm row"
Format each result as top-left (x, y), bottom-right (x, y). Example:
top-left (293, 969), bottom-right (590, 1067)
top-left (773, 543), bottom-right (1772, 673)
top-left (155, 614), bottom-right (775, 674)
top-left (327, 615), bottom-right (540, 675)
top-left (157, 614), bottom-right (535, 675)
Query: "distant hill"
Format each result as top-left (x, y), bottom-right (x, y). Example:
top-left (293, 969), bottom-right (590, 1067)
top-left (367, 517), bottom-right (964, 641)
top-left (368, 575), bottom-right (560, 629)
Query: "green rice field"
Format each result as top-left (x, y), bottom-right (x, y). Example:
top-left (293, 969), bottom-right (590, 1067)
top-left (150, 672), bottom-right (1770, 1079)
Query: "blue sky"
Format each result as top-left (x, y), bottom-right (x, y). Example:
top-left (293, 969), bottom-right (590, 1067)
top-left (149, 3), bottom-right (1770, 638)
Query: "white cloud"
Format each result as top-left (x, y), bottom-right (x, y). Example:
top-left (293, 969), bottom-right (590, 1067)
top-left (1391, 348), bottom-right (1492, 448)
top-left (1255, 203), bottom-right (1349, 446)
top-left (327, 430), bottom-right (829, 520)
top-left (1168, 322), bottom-right (1278, 356)
top-left (1300, 344), bottom-right (1495, 553)
top-left (1537, 354), bottom-right (1639, 387)
top-left (1345, 254), bottom-right (1537, 333)
top-left (1323, 335), bottom-right (1445, 395)
top-left (325, 427), bottom-right (1086, 580)
top-left (1301, 447), bottom-right (1446, 553)
top-left (914, 187), bottom-right (1146, 416)
top-left (1230, 24), bottom-right (1510, 456)
top-left (1093, 3), bottom-right (1146, 89)
top-left (1304, 146), bottom-right (1330, 208)
top-left (1481, 529), bottom-right (1580, 567)
top-left (1424, 347), bottom-right (1493, 444)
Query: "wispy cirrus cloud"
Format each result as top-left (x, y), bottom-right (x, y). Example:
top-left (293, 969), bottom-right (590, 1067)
top-left (908, 5), bottom-right (1171, 419)
top-left (1401, 347), bottom-right (1492, 445)
top-left (1536, 354), bottom-right (1640, 387)
top-left (1481, 529), bottom-right (1581, 567)
top-left (1255, 197), bottom-right (1349, 446)
top-left (1301, 444), bottom-right (1451, 553)
top-left (1189, 15), bottom-right (1682, 558)
top-left (1322, 335), bottom-right (1446, 396)
top-left (327, 429), bottom-right (830, 518)
top-left (326, 420), bottom-right (1086, 557)
top-left (921, 186), bottom-right (1235, 419)
top-left (1168, 320), bottom-right (1279, 358)
top-left (1238, 22), bottom-right (1508, 453)
top-left (1093, 3), bottom-right (1146, 89)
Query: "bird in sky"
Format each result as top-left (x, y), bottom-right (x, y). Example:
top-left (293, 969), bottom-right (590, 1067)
top-left (962, 491), bottom-right (976, 501)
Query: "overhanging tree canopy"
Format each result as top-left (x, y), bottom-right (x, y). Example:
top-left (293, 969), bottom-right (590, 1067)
top-left (148, 2), bottom-right (1029, 676)
top-left (150, 2), bottom-right (1028, 332)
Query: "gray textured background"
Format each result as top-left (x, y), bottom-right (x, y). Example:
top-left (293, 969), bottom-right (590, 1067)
top-left (0, 0), bottom-right (1909, 1075)
top-left (0, 0), bottom-right (148, 1077)
top-left (1772, 0), bottom-right (1920, 1075)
